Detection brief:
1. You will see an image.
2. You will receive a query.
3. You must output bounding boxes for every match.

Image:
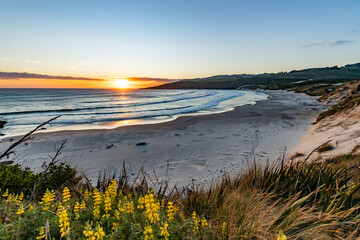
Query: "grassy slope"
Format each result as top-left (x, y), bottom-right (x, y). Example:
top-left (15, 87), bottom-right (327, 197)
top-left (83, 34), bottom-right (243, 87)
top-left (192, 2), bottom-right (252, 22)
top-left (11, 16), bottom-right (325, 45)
top-left (149, 63), bottom-right (360, 92)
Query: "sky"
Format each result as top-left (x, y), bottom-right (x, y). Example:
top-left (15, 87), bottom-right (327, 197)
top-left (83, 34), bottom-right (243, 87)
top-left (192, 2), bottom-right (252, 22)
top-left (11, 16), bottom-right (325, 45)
top-left (0, 0), bottom-right (360, 88)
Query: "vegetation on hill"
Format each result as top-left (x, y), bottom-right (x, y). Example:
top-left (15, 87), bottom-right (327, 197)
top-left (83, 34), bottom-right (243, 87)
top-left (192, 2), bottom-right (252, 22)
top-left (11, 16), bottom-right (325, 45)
top-left (316, 80), bottom-right (360, 121)
top-left (149, 63), bottom-right (360, 93)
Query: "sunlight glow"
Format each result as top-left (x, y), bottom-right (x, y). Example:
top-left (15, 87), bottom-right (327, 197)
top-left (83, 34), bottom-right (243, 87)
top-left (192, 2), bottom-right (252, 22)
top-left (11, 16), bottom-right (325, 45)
top-left (114, 79), bottom-right (131, 89)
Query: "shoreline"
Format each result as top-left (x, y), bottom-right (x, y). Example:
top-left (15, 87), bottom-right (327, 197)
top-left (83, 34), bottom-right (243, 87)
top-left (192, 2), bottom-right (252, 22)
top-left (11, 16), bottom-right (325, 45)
top-left (0, 89), bottom-right (268, 139)
top-left (0, 90), bottom-right (324, 187)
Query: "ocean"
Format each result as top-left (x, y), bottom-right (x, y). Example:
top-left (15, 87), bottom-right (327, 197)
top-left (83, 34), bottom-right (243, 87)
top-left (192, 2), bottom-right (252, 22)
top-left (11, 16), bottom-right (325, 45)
top-left (0, 89), bottom-right (268, 138)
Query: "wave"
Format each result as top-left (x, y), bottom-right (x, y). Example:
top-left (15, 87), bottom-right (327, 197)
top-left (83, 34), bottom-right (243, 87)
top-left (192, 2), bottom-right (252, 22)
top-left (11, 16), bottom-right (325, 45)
top-left (8, 92), bottom-right (245, 126)
top-left (0, 91), bottom-right (218, 116)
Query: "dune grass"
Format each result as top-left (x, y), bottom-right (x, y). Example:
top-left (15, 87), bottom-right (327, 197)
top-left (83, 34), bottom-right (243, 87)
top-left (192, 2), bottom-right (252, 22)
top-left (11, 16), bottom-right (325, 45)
top-left (1, 153), bottom-right (360, 239)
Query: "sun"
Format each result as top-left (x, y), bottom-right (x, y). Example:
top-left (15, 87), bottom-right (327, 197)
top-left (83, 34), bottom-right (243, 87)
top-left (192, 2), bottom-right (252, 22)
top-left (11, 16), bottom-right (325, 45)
top-left (114, 79), bottom-right (130, 89)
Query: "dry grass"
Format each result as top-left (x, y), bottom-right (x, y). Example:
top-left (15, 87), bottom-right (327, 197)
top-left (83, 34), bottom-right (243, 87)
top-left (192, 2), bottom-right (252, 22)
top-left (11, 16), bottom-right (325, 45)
top-left (317, 142), bottom-right (334, 153)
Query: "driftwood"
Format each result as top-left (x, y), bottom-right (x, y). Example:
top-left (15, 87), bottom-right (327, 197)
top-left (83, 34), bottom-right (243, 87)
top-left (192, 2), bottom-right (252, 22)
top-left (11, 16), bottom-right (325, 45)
top-left (0, 115), bottom-right (60, 161)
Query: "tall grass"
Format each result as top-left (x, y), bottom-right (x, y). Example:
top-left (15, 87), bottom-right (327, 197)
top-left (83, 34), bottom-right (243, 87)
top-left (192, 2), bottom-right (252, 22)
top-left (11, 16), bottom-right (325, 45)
top-left (1, 154), bottom-right (360, 239)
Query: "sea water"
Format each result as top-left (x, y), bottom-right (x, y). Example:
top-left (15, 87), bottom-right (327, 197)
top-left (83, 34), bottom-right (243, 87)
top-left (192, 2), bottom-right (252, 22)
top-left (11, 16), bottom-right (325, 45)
top-left (0, 89), bottom-right (268, 138)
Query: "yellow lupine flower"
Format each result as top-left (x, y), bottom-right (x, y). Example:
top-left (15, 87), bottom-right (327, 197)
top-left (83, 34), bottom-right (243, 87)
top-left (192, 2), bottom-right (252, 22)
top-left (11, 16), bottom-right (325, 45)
top-left (16, 204), bottom-right (24, 215)
top-left (93, 188), bottom-right (102, 219)
top-left (80, 200), bottom-right (86, 210)
top-left (94, 224), bottom-right (106, 239)
top-left (74, 201), bottom-right (80, 219)
top-left (160, 222), bottom-right (170, 240)
top-left (57, 205), bottom-right (70, 238)
top-left (18, 192), bottom-right (24, 202)
top-left (83, 223), bottom-right (105, 240)
top-left (40, 189), bottom-right (56, 210)
top-left (74, 201), bottom-right (80, 213)
top-left (84, 189), bottom-right (90, 201)
top-left (192, 211), bottom-right (200, 233)
top-left (138, 195), bottom-right (145, 209)
top-left (106, 179), bottom-right (118, 200)
top-left (144, 225), bottom-right (154, 240)
top-left (222, 222), bottom-right (227, 236)
top-left (277, 230), bottom-right (287, 240)
top-left (36, 227), bottom-right (45, 240)
top-left (167, 201), bottom-right (179, 221)
top-left (201, 217), bottom-right (208, 227)
top-left (103, 194), bottom-right (112, 218)
top-left (83, 224), bottom-right (95, 240)
top-left (62, 187), bottom-right (71, 203)
top-left (141, 193), bottom-right (160, 223)
top-left (2, 189), bottom-right (9, 198)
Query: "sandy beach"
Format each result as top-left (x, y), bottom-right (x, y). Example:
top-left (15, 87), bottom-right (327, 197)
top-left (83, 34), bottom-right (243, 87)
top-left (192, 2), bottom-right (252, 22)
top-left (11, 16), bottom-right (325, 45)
top-left (0, 90), bottom-right (323, 187)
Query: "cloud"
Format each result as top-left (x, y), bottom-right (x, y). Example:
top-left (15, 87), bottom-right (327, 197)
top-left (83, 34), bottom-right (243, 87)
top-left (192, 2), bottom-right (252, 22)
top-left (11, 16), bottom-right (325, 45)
top-left (25, 60), bottom-right (42, 63)
top-left (0, 72), bottom-right (176, 83)
top-left (0, 72), bottom-right (105, 81)
top-left (129, 77), bottom-right (177, 83)
top-left (348, 29), bottom-right (360, 35)
top-left (330, 40), bottom-right (353, 46)
top-left (302, 42), bottom-right (326, 48)
top-left (302, 40), bottom-right (354, 48)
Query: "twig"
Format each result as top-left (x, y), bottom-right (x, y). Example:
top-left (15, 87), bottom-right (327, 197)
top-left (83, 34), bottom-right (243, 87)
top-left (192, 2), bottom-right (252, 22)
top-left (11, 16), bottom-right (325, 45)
top-left (0, 115), bottom-right (61, 161)
top-left (26, 139), bottom-right (67, 206)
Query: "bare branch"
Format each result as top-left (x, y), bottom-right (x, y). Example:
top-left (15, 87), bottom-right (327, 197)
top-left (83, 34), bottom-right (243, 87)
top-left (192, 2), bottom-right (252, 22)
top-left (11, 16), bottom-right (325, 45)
top-left (0, 115), bottom-right (61, 161)
top-left (26, 139), bottom-right (67, 206)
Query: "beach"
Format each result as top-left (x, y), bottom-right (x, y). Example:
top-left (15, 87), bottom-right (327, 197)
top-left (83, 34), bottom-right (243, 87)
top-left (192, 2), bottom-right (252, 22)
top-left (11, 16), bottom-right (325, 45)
top-left (0, 90), bottom-right (323, 187)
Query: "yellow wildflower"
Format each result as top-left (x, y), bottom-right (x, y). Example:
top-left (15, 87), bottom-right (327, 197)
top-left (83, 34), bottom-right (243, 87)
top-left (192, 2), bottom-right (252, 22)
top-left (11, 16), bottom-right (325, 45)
top-left (62, 187), bottom-right (71, 203)
top-left (40, 189), bottom-right (56, 210)
top-left (141, 193), bottom-right (160, 223)
top-left (160, 222), bottom-right (170, 240)
top-left (84, 189), bottom-right (90, 201)
top-left (83, 223), bottom-right (105, 240)
top-left (94, 224), bottom-right (106, 239)
top-left (167, 201), bottom-right (179, 221)
top-left (201, 217), bottom-right (208, 227)
top-left (73, 201), bottom-right (80, 219)
top-left (277, 230), bottom-right (287, 240)
top-left (106, 179), bottom-right (118, 200)
top-left (138, 195), bottom-right (145, 209)
top-left (2, 189), bottom-right (9, 198)
top-left (36, 227), bottom-right (45, 240)
top-left (103, 194), bottom-right (111, 218)
top-left (93, 188), bottom-right (102, 219)
top-left (80, 200), bottom-right (86, 210)
top-left (16, 204), bottom-right (25, 215)
top-left (18, 192), bottom-right (24, 202)
top-left (144, 225), bottom-right (154, 240)
top-left (192, 211), bottom-right (200, 234)
top-left (57, 205), bottom-right (70, 238)
top-left (221, 222), bottom-right (227, 236)
top-left (74, 201), bottom-right (80, 213)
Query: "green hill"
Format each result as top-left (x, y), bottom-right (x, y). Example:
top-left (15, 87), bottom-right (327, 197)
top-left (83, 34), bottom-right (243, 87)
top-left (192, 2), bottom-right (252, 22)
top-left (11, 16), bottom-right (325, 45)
top-left (149, 63), bottom-right (360, 91)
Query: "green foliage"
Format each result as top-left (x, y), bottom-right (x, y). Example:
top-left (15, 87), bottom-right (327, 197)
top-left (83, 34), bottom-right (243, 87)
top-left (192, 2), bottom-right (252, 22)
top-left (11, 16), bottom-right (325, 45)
top-left (0, 163), bottom-right (39, 196)
top-left (0, 163), bottom-right (82, 200)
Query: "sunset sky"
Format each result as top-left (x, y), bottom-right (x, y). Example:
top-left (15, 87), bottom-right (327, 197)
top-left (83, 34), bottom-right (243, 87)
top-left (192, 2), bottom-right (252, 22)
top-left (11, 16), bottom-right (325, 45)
top-left (0, 0), bottom-right (360, 88)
